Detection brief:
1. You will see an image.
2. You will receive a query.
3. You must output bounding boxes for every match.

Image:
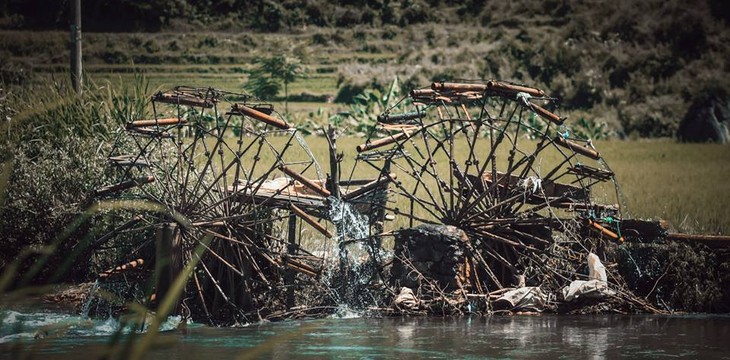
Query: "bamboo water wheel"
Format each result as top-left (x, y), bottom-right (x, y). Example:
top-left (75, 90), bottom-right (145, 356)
top-left (352, 81), bottom-right (625, 295)
top-left (92, 86), bottom-right (350, 324)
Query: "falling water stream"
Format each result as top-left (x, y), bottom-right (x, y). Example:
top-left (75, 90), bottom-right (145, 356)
top-left (323, 196), bottom-right (387, 315)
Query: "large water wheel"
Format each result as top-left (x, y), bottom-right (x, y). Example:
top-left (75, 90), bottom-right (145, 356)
top-left (92, 86), bottom-right (340, 324)
top-left (352, 81), bottom-right (624, 295)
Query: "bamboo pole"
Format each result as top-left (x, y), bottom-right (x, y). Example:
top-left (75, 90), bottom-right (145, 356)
top-left (529, 102), bottom-right (564, 125)
top-left (486, 80), bottom-right (545, 97)
top-left (356, 132), bottom-right (406, 153)
top-left (587, 219), bottom-right (624, 242)
top-left (290, 204), bottom-right (333, 238)
top-left (431, 82), bottom-right (487, 92)
top-left (554, 136), bottom-right (601, 160)
top-left (153, 92), bottom-right (215, 108)
top-left (279, 165), bottom-right (331, 197)
top-left (230, 104), bottom-right (290, 129)
top-left (94, 176), bottom-right (154, 197)
top-left (128, 118), bottom-right (185, 128)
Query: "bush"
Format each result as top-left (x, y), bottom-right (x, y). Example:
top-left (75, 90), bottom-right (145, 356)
top-left (334, 82), bottom-right (367, 103)
top-left (617, 241), bottom-right (728, 312)
top-left (0, 136), bottom-right (112, 284)
top-left (0, 76), bottom-right (149, 285)
top-left (619, 95), bottom-right (680, 138)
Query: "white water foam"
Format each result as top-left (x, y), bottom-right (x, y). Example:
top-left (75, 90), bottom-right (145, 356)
top-left (0, 309), bottom-right (187, 343)
top-left (329, 305), bottom-right (363, 319)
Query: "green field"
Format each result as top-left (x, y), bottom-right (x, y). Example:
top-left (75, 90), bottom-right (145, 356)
top-left (295, 136), bottom-right (730, 235)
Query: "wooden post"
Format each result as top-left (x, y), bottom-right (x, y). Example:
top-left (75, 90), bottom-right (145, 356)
top-left (285, 212), bottom-right (297, 309)
top-left (326, 126), bottom-right (340, 199)
top-left (70, 0), bottom-right (82, 94)
top-left (155, 223), bottom-right (181, 312)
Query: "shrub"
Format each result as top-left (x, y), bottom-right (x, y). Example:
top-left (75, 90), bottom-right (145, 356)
top-left (618, 95), bottom-right (681, 138)
top-left (0, 135), bottom-right (112, 284)
top-left (0, 75), bottom-right (149, 285)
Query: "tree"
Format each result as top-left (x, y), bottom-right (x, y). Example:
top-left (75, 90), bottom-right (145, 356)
top-left (244, 55), bottom-right (305, 114)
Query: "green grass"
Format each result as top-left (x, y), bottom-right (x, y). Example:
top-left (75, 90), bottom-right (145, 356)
top-left (303, 136), bottom-right (730, 236)
top-left (598, 140), bottom-right (730, 235)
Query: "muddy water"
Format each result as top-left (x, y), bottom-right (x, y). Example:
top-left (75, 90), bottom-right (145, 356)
top-left (2, 308), bottom-right (729, 359)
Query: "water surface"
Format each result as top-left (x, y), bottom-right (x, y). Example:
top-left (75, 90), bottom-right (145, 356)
top-left (2, 309), bottom-right (729, 359)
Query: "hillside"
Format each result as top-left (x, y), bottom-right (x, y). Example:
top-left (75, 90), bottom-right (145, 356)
top-left (1, 0), bottom-right (729, 137)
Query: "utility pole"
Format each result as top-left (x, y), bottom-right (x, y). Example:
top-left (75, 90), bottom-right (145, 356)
top-left (70, 0), bottom-right (82, 94)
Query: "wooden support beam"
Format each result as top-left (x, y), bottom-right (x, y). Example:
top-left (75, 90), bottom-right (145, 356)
top-left (290, 204), bottom-right (334, 238)
top-left (279, 165), bottom-right (331, 197)
top-left (342, 173), bottom-right (396, 200)
top-left (154, 223), bottom-right (182, 312)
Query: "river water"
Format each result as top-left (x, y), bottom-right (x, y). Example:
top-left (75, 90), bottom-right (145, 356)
top-left (2, 306), bottom-right (729, 359)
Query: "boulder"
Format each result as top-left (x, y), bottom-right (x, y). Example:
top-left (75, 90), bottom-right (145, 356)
top-left (391, 224), bottom-right (469, 291)
top-left (677, 87), bottom-right (730, 143)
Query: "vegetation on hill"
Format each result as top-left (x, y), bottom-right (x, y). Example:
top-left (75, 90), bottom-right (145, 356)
top-left (2, 0), bottom-right (729, 137)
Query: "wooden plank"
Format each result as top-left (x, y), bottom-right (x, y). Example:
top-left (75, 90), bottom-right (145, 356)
top-left (667, 233), bottom-right (730, 248)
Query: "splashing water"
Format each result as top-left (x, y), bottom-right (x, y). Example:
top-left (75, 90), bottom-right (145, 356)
top-left (0, 309), bottom-right (188, 344)
top-left (80, 280), bottom-right (100, 318)
top-left (328, 197), bottom-right (370, 249)
top-left (324, 197), bottom-right (385, 312)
